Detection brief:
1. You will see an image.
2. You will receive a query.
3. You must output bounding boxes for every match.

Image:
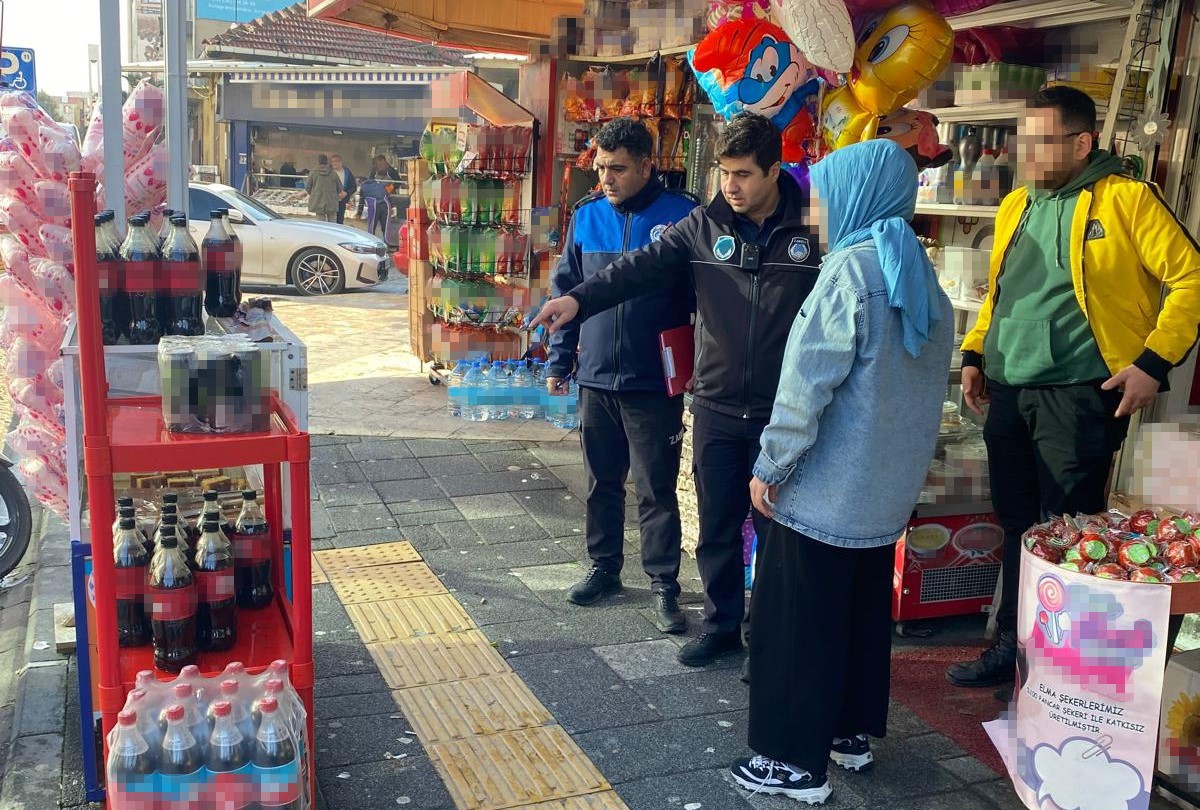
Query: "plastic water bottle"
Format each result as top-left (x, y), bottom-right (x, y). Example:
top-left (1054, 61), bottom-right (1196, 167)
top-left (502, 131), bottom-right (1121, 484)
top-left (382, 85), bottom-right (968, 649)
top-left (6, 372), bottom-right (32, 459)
top-left (487, 360), bottom-right (511, 421)
top-left (461, 362), bottom-right (487, 421)
top-left (509, 362), bottom-right (533, 419)
top-left (446, 361), bottom-right (467, 418)
top-left (547, 379), bottom-right (580, 430)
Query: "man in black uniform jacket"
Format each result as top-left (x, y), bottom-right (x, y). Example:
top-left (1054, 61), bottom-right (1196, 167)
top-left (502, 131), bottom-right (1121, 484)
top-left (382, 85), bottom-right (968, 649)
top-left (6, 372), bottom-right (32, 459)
top-left (532, 113), bottom-right (824, 667)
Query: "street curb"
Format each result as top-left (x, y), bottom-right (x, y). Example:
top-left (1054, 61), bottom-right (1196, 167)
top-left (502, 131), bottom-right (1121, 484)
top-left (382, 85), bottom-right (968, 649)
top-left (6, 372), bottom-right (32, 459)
top-left (0, 505), bottom-right (71, 809)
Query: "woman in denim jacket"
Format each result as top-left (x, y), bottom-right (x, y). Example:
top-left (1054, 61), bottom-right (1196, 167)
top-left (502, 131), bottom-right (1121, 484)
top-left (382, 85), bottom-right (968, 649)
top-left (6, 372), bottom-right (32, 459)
top-left (730, 139), bottom-right (954, 804)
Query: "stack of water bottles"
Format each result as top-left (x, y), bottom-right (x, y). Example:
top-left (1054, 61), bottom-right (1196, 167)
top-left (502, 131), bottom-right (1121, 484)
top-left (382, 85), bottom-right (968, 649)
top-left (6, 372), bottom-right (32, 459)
top-left (446, 358), bottom-right (579, 429)
top-left (106, 659), bottom-right (310, 809)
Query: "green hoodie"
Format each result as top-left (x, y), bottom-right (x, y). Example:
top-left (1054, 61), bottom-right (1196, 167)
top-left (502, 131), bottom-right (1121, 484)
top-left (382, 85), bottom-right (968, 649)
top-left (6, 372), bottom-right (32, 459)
top-left (983, 151), bottom-right (1126, 386)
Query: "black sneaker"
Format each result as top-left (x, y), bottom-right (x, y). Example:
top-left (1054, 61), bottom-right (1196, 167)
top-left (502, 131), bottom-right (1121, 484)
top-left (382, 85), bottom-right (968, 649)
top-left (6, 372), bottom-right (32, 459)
top-left (730, 756), bottom-right (832, 804)
top-left (946, 631), bottom-right (1017, 688)
top-left (830, 735), bottom-right (873, 772)
top-left (653, 591), bottom-right (686, 634)
top-left (566, 567), bottom-right (621, 606)
top-left (677, 631), bottom-right (742, 667)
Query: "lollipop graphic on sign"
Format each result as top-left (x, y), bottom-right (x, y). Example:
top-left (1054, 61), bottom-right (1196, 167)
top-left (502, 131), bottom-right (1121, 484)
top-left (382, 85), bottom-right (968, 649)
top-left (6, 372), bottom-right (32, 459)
top-left (1037, 574), bottom-right (1069, 647)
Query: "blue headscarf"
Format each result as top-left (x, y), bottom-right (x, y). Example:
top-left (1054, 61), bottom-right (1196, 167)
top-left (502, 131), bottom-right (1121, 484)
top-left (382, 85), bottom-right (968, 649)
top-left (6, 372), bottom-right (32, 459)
top-left (809, 139), bottom-right (941, 358)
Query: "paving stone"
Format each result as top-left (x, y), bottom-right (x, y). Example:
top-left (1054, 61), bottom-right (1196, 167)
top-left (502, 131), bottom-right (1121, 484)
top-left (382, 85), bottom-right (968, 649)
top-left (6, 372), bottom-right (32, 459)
top-left (359, 457), bottom-right (429, 482)
top-left (311, 462), bottom-right (368, 485)
top-left (594, 639), bottom-right (700, 680)
top-left (314, 637), bottom-right (380, 678)
top-left (318, 483), bottom-right (383, 507)
top-left (312, 444), bottom-right (356, 464)
top-left (840, 735), bottom-right (966, 803)
top-left (312, 434), bottom-right (362, 446)
top-left (529, 443), bottom-right (584, 468)
top-left (617, 767), bottom-right (755, 809)
top-left (483, 609), bottom-right (663, 659)
top-left (26, 606), bottom-right (65, 663)
top-left (374, 478), bottom-right (447, 503)
top-left (314, 691), bottom-right (400, 720)
top-left (886, 701), bottom-right (933, 737)
top-left (312, 537), bottom-right (337, 551)
top-left (519, 489), bottom-right (588, 537)
top-left (348, 439), bottom-right (415, 461)
top-left (435, 469), bottom-right (564, 497)
top-left (399, 525), bottom-right (451, 553)
top-left (310, 501), bottom-right (337, 540)
top-left (939, 756), bottom-right (1001, 784)
top-left (388, 498), bottom-right (458, 516)
top-left (472, 449), bottom-right (545, 472)
top-left (14, 661), bottom-right (67, 737)
top-left (0, 733), bottom-right (64, 809)
top-left (879, 790), bottom-right (1000, 810)
top-left (326, 504), bottom-right (397, 533)
top-left (513, 563), bottom-right (658, 612)
top-left (973, 779), bottom-right (1029, 810)
top-left (431, 522), bottom-right (482, 547)
top-left (406, 438), bottom-right (472, 457)
top-left (435, 569), bottom-right (554, 627)
top-left (464, 439), bottom-right (530, 452)
top-left (909, 731), bottom-right (969, 761)
top-left (313, 672), bottom-right (392, 700)
top-left (450, 493), bottom-right (528, 520)
top-left (458, 515), bottom-right (550, 545)
top-left (626, 666), bottom-right (749, 719)
top-left (317, 758), bottom-right (455, 810)
top-left (508, 648), bottom-right (663, 735)
top-left (419, 454), bottom-right (487, 477)
top-left (329, 528), bottom-right (405, 548)
top-left (574, 710), bottom-right (748, 784)
top-left (393, 509), bottom-right (464, 528)
top-left (312, 711), bottom-right (416, 768)
top-left (427, 539), bottom-right (574, 573)
top-left (311, 585), bottom-right (360, 640)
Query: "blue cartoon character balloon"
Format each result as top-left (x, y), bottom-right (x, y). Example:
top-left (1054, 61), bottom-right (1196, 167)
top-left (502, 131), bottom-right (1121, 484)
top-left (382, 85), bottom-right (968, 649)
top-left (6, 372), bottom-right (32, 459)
top-left (689, 18), bottom-right (821, 164)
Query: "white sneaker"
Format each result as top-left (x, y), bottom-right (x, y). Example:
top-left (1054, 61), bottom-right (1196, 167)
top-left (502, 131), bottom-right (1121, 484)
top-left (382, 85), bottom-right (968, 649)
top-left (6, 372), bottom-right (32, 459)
top-left (730, 755), bottom-right (832, 804)
top-left (830, 734), bottom-right (874, 772)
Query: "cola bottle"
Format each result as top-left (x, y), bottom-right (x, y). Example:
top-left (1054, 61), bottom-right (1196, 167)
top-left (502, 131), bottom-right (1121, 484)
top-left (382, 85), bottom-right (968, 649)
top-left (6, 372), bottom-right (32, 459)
top-left (251, 697), bottom-right (302, 809)
top-left (160, 704), bottom-right (203, 781)
top-left (207, 678), bottom-right (255, 754)
top-left (106, 709), bottom-right (156, 802)
top-left (114, 501), bottom-right (153, 558)
top-left (207, 700), bottom-right (252, 808)
top-left (96, 211), bottom-right (127, 345)
top-left (202, 490), bottom-right (237, 538)
top-left (163, 492), bottom-right (201, 548)
top-left (220, 208), bottom-right (245, 305)
top-left (127, 688), bottom-right (164, 754)
top-left (163, 215), bottom-right (205, 336)
top-left (159, 507), bottom-right (193, 567)
top-left (157, 209), bottom-right (178, 248)
top-left (119, 213), bottom-right (162, 344)
top-left (233, 491), bottom-right (273, 609)
top-left (195, 518), bottom-right (238, 651)
top-left (114, 515), bottom-right (151, 648)
top-left (159, 682), bottom-right (210, 757)
top-left (149, 529), bottom-right (197, 673)
top-left (203, 211), bottom-right (240, 318)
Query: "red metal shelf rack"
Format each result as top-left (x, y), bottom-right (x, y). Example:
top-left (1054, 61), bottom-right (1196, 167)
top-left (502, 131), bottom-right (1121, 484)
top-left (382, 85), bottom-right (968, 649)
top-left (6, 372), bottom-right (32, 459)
top-left (67, 173), bottom-right (314, 802)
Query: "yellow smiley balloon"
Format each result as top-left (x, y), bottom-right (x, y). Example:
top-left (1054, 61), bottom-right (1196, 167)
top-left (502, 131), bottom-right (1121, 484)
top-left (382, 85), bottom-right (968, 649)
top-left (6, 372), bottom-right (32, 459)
top-left (850, 1), bottom-right (954, 116)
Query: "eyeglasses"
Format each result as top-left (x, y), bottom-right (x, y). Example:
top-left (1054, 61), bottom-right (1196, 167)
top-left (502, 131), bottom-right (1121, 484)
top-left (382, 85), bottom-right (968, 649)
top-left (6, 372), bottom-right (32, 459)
top-left (1016, 131), bottom-right (1090, 145)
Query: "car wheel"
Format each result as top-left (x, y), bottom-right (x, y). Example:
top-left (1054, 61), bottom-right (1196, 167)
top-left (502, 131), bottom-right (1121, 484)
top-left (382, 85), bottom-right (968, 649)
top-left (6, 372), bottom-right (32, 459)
top-left (290, 248), bottom-right (345, 296)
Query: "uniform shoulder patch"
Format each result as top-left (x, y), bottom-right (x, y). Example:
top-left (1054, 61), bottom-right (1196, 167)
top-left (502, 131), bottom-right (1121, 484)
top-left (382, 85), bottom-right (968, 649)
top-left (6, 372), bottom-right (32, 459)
top-left (573, 191), bottom-right (605, 211)
top-left (788, 237), bottom-right (811, 262)
top-left (650, 223), bottom-right (671, 242)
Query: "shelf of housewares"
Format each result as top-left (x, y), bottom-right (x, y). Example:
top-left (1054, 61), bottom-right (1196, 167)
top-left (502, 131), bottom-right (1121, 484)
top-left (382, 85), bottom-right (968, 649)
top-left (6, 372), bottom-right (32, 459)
top-left (570, 44), bottom-right (692, 65)
top-left (944, 0), bottom-right (1133, 30)
top-left (66, 172), bottom-right (314, 801)
top-left (915, 203), bottom-right (1001, 218)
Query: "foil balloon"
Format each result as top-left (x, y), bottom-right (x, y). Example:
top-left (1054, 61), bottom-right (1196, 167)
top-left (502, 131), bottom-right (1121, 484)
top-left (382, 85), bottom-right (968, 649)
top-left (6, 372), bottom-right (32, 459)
top-left (689, 18), bottom-right (821, 164)
top-left (820, 1), bottom-right (954, 151)
top-left (771, 0), bottom-right (856, 74)
top-left (876, 108), bottom-right (952, 169)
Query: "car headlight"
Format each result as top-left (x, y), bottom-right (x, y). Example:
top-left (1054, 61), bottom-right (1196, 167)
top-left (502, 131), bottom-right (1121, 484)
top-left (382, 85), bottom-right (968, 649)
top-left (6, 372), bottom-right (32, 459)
top-left (338, 242), bottom-right (382, 254)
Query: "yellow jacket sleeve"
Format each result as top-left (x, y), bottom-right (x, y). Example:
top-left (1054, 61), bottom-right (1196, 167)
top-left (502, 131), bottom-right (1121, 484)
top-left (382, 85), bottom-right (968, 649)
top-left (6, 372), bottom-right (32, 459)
top-left (1131, 184), bottom-right (1200, 367)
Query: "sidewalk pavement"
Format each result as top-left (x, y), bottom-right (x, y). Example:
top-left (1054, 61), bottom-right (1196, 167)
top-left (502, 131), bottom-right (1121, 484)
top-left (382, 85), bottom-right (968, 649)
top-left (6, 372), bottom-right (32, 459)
top-left (6, 436), bottom-right (1190, 809)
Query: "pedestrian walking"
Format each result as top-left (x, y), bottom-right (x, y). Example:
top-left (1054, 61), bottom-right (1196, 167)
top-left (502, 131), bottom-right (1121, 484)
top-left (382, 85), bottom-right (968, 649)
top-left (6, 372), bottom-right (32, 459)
top-left (730, 139), bottom-right (954, 805)
top-left (305, 154), bottom-right (341, 223)
top-left (330, 154), bottom-right (358, 225)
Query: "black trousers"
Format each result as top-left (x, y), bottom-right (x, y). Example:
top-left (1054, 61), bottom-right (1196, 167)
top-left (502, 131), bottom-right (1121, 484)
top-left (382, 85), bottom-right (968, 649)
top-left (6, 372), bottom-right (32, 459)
top-left (749, 521), bottom-right (895, 775)
top-left (692, 406), bottom-right (772, 634)
top-left (336, 201), bottom-right (347, 225)
top-left (580, 387), bottom-right (685, 594)
top-left (986, 380), bottom-right (1131, 634)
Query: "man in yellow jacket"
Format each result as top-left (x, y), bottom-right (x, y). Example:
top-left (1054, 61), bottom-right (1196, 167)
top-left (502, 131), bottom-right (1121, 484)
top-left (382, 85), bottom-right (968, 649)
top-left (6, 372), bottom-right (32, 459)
top-left (946, 87), bottom-right (1200, 695)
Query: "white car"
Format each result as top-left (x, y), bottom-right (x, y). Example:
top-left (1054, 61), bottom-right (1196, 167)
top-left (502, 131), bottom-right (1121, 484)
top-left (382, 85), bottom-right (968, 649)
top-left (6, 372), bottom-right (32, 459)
top-left (187, 183), bottom-right (391, 296)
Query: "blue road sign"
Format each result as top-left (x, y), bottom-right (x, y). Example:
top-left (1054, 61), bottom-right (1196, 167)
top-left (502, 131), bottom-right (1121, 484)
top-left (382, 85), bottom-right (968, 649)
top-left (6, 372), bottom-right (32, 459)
top-left (0, 47), bottom-right (37, 95)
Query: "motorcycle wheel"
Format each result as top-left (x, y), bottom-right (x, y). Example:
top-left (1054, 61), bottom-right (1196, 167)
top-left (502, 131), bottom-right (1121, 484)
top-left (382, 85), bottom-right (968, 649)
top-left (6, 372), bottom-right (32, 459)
top-left (0, 466), bottom-right (32, 579)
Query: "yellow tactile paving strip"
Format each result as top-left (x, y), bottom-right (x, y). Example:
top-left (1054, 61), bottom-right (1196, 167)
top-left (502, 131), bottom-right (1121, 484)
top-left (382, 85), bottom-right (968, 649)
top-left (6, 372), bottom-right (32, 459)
top-left (326, 561), bottom-right (447, 603)
top-left (313, 544), bottom-right (627, 810)
top-left (430, 727), bottom-right (610, 810)
top-left (311, 555), bottom-right (329, 585)
top-left (346, 596), bottom-right (474, 643)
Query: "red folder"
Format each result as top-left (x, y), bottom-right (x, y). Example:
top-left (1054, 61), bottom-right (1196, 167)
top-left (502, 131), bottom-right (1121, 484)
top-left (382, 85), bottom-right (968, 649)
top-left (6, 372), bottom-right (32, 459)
top-left (658, 324), bottom-right (695, 397)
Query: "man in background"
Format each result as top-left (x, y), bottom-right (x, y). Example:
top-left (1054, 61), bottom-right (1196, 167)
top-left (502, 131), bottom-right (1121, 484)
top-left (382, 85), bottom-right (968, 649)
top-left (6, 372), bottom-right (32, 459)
top-left (330, 154), bottom-right (357, 225)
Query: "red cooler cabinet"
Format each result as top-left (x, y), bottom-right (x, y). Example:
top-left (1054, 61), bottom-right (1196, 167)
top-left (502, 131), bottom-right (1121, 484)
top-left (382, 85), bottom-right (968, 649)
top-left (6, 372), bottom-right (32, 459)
top-left (893, 511), bottom-right (1004, 622)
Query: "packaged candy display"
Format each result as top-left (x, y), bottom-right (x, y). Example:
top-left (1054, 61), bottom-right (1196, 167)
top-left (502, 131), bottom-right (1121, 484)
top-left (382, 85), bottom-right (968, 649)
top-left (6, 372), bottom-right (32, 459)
top-left (157, 335), bottom-right (270, 434)
top-left (107, 662), bottom-right (310, 810)
top-left (1022, 510), bottom-right (1200, 584)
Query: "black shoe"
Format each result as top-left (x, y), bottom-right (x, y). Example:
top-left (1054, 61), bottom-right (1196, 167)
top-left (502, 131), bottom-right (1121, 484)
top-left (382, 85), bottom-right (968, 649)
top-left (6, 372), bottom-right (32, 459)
top-left (653, 591), bottom-right (686, 634)
top-left (730, 756), bottom-right (832, 804)
top-left (740, 657), bottom-right (750, 684)
top-left (829, 735), bottom-right (873, 772)
top-left (677, 631), bottom-right (742, 667)
top-left (566, 566), bottom-right (621, 606)
top-left (946, 631), bottom-right (1017, 688)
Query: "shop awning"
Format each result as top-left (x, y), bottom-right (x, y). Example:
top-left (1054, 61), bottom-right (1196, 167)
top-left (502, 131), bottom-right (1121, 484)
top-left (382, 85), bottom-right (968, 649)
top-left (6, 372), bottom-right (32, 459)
top-left (306, 0), bottom-right (582, 52)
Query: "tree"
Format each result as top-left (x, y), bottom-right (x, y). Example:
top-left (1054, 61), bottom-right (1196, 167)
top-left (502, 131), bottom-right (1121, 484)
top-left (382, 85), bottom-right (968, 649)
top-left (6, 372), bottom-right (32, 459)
top-left (35, 90), bottom-right (63, 121)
